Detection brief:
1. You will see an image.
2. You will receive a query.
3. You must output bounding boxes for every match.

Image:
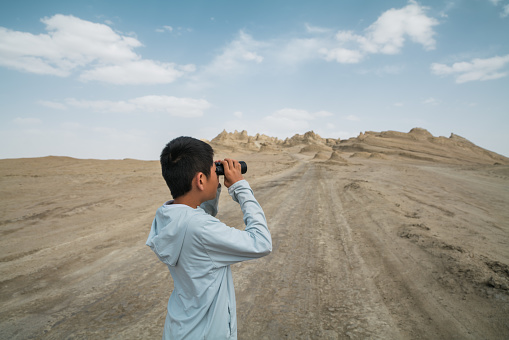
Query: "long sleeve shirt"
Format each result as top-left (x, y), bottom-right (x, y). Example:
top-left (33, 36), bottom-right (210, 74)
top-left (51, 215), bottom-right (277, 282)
top-left (146, 180), bottom-right (272, 339)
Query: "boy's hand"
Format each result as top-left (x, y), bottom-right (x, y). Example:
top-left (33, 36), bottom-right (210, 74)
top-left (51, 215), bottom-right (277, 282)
top-left (221, 158), bottom-right (244, 188)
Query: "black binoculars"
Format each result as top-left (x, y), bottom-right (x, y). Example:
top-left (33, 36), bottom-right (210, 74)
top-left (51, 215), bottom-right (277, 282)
top-left (215, 161), bottom-right (247, 176)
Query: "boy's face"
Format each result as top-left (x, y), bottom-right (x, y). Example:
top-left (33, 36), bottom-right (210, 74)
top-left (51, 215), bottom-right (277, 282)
top-left (204, 163), bottom-right (219, 200)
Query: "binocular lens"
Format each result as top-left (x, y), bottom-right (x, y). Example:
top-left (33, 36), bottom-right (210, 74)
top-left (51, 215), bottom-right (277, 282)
top-left (215, 161), bottom-right (247, 176)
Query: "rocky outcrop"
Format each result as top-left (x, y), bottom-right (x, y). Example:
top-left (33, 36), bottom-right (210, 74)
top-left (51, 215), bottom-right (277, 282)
top-left (208, 128), bottom-right (509, 165)
top-left (336, 128), bottom-right (509, 165)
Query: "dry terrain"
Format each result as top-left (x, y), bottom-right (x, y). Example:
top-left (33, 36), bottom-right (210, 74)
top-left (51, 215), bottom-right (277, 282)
top-left (1, 129), bottom-right (509, 339)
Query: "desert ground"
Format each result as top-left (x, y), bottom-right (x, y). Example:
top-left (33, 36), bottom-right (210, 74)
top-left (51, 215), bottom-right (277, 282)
top-left (1, 129), bottom-right (508, 339)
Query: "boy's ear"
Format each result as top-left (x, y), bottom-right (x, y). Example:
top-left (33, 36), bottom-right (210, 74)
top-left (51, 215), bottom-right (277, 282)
top-left (194, 172), bottom-right (205, 191)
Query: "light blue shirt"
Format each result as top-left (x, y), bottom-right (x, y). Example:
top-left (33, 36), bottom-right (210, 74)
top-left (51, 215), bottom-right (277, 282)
top-left (146, 180), bottom-right (272, 339)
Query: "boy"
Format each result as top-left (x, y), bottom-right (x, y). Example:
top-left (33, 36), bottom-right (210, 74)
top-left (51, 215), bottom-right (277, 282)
top-left (146, 136), bottom-right (272, 339)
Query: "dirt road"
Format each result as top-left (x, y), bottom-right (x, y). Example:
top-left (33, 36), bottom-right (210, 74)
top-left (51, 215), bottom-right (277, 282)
top-left (1, 155), bottom-right (508, 339)
top-left (232, 161), bottom-right (399, 339)
top-left (233, 159), bottom-right (509, 339)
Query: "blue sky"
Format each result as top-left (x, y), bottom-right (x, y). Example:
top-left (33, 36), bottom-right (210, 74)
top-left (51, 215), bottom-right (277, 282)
top-left (1, 0), bottom-right (508, 160)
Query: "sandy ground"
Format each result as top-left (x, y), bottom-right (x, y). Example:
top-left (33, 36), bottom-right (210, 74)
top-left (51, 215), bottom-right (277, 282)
top-left (1, 150), bottom-right (508, 339)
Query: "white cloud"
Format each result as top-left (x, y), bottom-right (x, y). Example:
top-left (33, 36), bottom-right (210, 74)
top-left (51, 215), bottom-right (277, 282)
top-left (314, 110), bottom-right (334, 117)
top-left (195, 31), bottom-right (265, 80)
top-left (394, 102), bottom-right (404, 107)
top-left (438, 1), bottom-right (456, 18)
top-left (262, 115), bottom-right (311, 133)
top-left (66, 98), bottom-right (136, 113)
top-left (272, 108), bottom-right (315, 120)
top-left (305, 23), bottom-right (331, 34)
top-left (60, 122), bottom-right (82, 129)
top-left (234, 111), bottom-right (243, 118)
top-left (423, 97), bottom-right (440, 105)
top-left (208, 31), bottom-right (264, 72)
top-left (502, 4), bottom-right (509, 17)
top-left (13, 117), bottom-right (42, 125)
top-left (345, 115), bottom-right (360, 121)
top-left (431, 54), bottom-right (509, 83)
top-left (259, 108), bottom-right (334, 135)
top-left (224, 108), bottom-right (335, 138)
top-left (129, 96), bottom-right (210, 117)
top-left (79, 60), bottom-right (189, 85)
top-left (220, 3), bottom-right (438, 68)
top-left (276, 38), bottom-right (325, 64)
top-left (366, 1), bottom-right (438, 53)
top-left (156, 25), bottom-right (173, 33)
top-left (187, 31), bottom-right (266, 88)
top-left (320, 1), bottom-right (439, 64)
top-left (192, 6), bottom-right (438, 84)
top-left (180, 64), bottom-right (196, 72)
top-left (0, 14), bottom-right (193, 84)
top-left (487, 0), bottom-right (509, 17)
top-left (176, 27), bottom-right (193, 34)
top-left (221, 107), bottom-right (348, 141)
top-left (64, 95), bottom-right (211, 117)
top-left (0, 15), bottom-right (138, 76)
top-left (319, 47), bottom-right (365, 63)
top-left (38, 100), bottom-right (67, 110)
top-left (376, 65), bottom-right (405, 75)
top-left (357, 64), bottom-right (405, 76)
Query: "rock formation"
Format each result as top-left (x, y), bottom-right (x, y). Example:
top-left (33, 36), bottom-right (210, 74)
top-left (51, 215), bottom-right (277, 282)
top-left (208, 128), bottom-right (509, 165)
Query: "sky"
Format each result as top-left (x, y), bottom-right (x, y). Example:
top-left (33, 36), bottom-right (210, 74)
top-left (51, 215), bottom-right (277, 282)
top-left (1, 0), bottom-right (508, 160)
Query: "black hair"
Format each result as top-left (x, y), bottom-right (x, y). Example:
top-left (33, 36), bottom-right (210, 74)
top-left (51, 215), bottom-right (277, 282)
top-left (160, 136), bottom-right (214, 198)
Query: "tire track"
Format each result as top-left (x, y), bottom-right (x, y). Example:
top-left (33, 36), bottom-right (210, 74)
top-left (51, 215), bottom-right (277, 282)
top-left (231, 162), bottom-right (400, 339)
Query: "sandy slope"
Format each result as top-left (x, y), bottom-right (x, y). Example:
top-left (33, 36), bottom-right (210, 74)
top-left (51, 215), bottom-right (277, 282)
top-left (1, 147), bottom-right (508, 339)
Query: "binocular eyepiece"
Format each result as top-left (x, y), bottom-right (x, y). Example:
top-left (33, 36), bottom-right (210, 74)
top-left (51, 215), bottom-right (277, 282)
top-left (215, 161), bottom-right (247, 176)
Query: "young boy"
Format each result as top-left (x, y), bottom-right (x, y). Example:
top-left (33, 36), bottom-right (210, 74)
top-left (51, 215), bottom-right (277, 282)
top-left (146, 136), bottom-right (272, 339)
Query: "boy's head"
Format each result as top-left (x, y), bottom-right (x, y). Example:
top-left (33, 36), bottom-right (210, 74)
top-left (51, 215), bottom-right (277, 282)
top-left (160, 136), bottom-right (214, 198)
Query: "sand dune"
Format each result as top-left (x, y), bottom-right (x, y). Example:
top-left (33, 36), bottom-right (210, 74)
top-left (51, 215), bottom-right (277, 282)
top-left (1, 129), bottom-right (508, 339)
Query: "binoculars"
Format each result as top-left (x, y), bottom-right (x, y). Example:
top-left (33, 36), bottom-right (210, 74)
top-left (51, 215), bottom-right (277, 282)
top-left (215, 161), bottom-right (247, 176)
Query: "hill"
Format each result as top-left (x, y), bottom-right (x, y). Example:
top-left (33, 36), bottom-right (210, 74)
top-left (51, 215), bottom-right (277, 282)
top-left (208, 128), bottom-right (509, 165)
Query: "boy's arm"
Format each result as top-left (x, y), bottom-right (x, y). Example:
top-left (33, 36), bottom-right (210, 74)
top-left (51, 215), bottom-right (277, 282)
top-left (199, 184), bottom-right (221, 217)
top-left (199, 180), bottom-right (272, 267)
